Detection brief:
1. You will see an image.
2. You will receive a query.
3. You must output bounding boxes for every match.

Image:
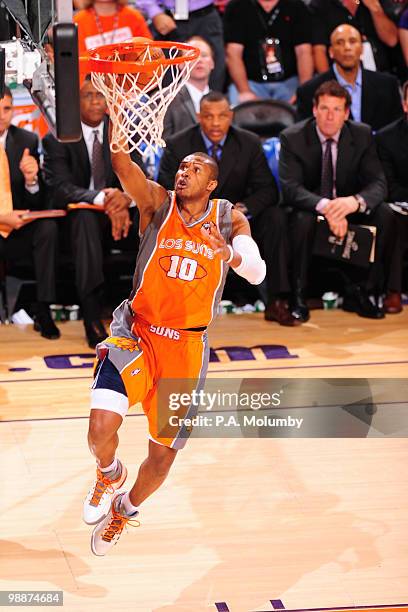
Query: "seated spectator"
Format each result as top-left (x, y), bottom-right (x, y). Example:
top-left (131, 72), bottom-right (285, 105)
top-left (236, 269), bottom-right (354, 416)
top-left (137, 0), bottom-right (225, 90)
top-left (42, 77), bottom-right (142, 348)
top-left (398, 7), bottom-right (408, 66)
top-left (279, 80), bottom-right (397, 321)
top-left (74, 0), bottom-right (152, 55)
top-left (297, 24), bottom-right (403, 132)
top-left (310, 0), bottom-right (399, 74)
top-left (0, 87), bottom-right (59, 339)
top-left (159, 91), bottom-right (299, 325)
top-left (375, 80), bottom-right (408, 314)
top-left (224, 0), bottom-right (314, 105)
top-left (163, 36), bottom-right (214, 141)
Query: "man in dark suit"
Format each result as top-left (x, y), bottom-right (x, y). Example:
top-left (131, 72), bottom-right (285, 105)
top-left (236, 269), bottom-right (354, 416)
top-left (280, 80), bottom-right (396, 320)
top-left (296, 24), bottom-right (403, 132)
top-left (375, 80), bottom-right (408, 315)
top-left (159, 91), bottom-right (299, 325)
top-left (42, 77), bottom-right (143, 347)
top-left (163, 36), bottom-right (214, 141)
top-left (0, 87), bottom-right (59, 339)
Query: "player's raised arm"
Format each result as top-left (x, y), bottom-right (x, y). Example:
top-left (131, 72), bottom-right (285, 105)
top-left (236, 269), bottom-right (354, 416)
top-left (109, 121), bottom-right (167, 230)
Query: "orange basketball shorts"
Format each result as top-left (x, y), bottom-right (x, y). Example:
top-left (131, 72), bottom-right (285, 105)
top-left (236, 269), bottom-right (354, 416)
top-left (90, 317), bottom-right (209, 449)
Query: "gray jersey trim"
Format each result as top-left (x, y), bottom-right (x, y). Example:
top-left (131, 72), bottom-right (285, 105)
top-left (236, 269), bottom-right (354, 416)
top-left (210, 198), bottom-right (234, 324)
top-left (130, 194), bottom-right (173, 299)
top-left (171, 332), bottom-right (210, 450)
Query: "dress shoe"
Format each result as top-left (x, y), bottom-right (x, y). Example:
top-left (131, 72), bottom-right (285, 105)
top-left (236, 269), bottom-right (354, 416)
top-left (33, 303), bottom-right (60, 340)
top-left (383, 291), bottom-right (402, 314)
top-left (84, 319), bottom-right (107, 349)
top-left (265, 299), bottom-right (302, 326)
top-left (343, 285), bottom-right (384, 319)
top-left (290, 289), bottom-right (310, 322)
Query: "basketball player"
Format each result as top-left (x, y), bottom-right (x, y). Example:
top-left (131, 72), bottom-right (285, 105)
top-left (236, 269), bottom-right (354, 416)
top-left (83, 137), bottom-right (266, 556)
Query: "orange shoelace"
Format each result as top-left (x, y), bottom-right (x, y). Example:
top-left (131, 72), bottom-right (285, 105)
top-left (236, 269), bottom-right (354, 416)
top-left (102, 504), bottom-right (140, 542)
top-left (89, 468), bottom-right (116, 507)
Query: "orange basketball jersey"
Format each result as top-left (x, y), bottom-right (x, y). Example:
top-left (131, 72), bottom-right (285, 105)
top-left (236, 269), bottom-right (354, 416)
top-left (130, 192), bottom-right (233, 329)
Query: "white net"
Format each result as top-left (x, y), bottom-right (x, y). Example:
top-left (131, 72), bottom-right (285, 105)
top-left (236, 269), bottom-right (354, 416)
top-left (89, 42), bottom-right (199, 155)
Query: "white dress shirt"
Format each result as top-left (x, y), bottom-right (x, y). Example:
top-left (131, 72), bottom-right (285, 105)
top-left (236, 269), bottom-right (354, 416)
top-left (81, 120), bottom-right (105, 205)
top-left (185, 83), bottom-right (210, 113)
top-left (315, 126), bottom-right (340, 212)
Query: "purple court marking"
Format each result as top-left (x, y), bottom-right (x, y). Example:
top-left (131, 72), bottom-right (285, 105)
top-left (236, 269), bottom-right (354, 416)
top-left (8, 367), bottom-right (31, 372)
top-left (2, 357), bottom-right (408, 384)
top-left (273, 604), bottom-right (408, 612)
top-left (215, 604), bottom-right (230, 612)
top-left (271, 601), bottom-right (285, 609)
top-left (210, 360), bottom-right (408, 373)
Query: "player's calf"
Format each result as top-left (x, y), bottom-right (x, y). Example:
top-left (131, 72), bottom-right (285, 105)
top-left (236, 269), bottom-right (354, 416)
top-left (83, 458), bottom-right (128, 525)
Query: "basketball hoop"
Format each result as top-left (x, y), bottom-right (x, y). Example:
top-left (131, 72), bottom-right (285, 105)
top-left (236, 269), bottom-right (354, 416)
top-left (80, 39), bottom-right (200, 155)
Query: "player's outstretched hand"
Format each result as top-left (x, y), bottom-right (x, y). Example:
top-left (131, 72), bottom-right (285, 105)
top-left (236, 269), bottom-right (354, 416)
top-left (200, 222), bottom-right (231, 261)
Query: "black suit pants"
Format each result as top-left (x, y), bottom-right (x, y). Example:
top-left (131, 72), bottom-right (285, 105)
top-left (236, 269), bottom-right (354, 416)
top-left (0, 219), bottom-right (58, 303)
top-left (250, 206), bottom-right (291, 299)
top-left (289, 203), bottom-right (398, 293)
top-left (66, 208), bottom-right (140, 300)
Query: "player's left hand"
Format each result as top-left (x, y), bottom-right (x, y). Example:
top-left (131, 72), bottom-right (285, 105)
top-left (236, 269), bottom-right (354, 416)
top-left (108, 208), bottom-right (131, 241)
top-left (103, 188), bottom-right (131, 214)
top-left (19, 148), bottom-right (39, 184)
top-left (200, 222), bottom-right (231, 261)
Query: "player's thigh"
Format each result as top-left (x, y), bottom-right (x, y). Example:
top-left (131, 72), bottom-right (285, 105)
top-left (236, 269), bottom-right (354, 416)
top-left (144, 334), bottom-right (209, 448)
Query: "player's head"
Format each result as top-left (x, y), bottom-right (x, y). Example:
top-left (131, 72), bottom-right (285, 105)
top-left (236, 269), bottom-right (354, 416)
top-left (80, 76), bottom-right (107, 127)
top-left (313, 80), bottom-right (351, 138)
top-left (329, 24), bottom-right (363, 71)
top-left (175, 152), bottom-right (218, 199)
top-left (0, 86), bottom-right (13, 136)
top-left (186, 36), bottom-right (214, 84)
top-left (198, 92), bottom-right (233, 144)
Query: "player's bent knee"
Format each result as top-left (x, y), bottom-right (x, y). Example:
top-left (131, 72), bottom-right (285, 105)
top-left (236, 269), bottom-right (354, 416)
top-left (88, 408), bottom-right (123, 444)
top-left (149, 442), bottom-right (177, 477)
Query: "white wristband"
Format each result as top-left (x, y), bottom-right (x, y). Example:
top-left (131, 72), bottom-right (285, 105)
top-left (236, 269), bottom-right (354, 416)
top-left (225, 244), bottom-right (234, 264)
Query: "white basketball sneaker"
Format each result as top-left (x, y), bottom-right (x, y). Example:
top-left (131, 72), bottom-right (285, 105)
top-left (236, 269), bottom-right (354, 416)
top-left (91, 492), bottom-right (139, 556)
top-left (83, 462), bottom-right (128, 525)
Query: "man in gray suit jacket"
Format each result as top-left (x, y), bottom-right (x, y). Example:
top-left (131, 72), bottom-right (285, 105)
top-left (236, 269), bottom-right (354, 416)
top-left (279, 80), bottom-right (396, 321)
top-left (163, 36), bottom-right (215, 141)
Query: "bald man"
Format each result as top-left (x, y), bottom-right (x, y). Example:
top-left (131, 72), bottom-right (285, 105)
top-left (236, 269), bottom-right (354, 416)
top-left (296, 24), bottom-right (403, 132)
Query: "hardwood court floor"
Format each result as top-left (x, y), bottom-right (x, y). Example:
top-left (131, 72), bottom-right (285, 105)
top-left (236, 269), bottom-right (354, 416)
top-left (0, 309), bottom-right (407, 611)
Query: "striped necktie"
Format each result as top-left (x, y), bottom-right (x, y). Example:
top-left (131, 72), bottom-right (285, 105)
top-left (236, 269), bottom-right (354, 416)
top-left (91, 130), bottom-right (106, 190)
top-left (0, 142), bottom-right (13, 238)
top-left (210, 143), bottom-right (222, 161)
top-left (320, 138), bottom-right (334, 200)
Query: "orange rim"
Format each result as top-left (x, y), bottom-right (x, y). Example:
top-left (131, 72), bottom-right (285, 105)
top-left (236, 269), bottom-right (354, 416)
top-left (79, 40), bottom-right (200, 74)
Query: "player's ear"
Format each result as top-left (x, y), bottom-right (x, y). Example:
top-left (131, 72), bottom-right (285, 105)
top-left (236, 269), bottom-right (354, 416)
top-left (207, 178), bottom-right (218, 194)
